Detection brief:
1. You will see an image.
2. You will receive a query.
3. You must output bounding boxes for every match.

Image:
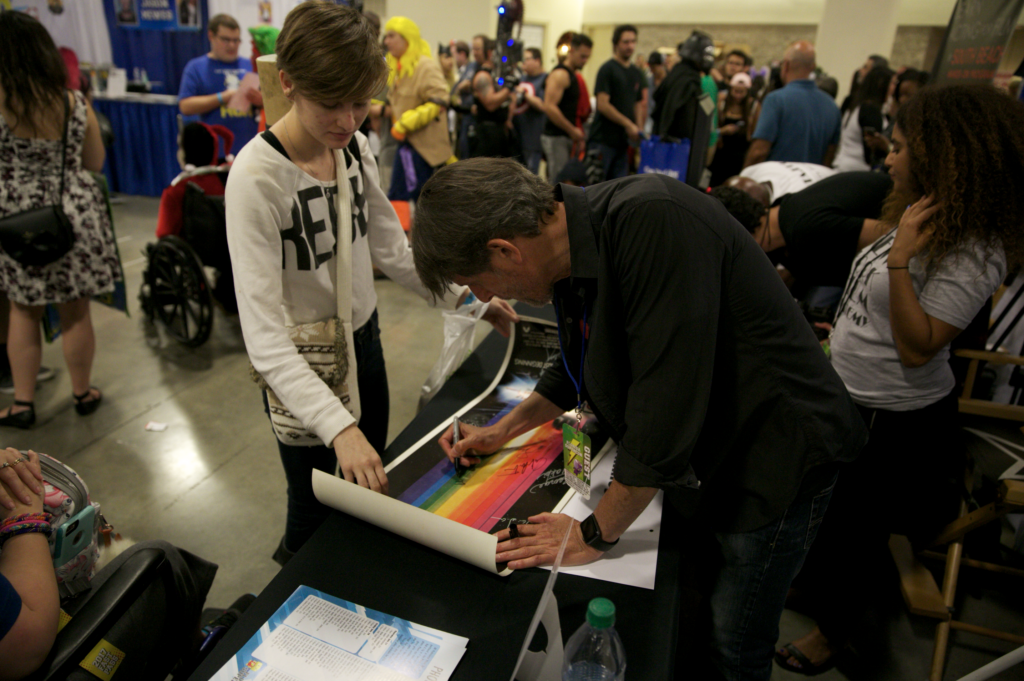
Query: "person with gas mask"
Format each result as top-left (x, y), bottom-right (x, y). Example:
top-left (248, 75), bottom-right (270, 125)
top-left (652, 31), bottom-right (714, 143)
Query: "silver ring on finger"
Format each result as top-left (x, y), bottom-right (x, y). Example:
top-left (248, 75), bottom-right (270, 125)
top-left (0, 462), bottom-right (9, 470)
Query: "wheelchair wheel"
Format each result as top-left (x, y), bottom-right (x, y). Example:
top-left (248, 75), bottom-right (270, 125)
top-left (142, 236), bottom-right (214, 347)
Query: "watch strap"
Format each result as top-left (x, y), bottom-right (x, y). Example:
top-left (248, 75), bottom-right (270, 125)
top-left (580, 513), bottom-right (618, 552)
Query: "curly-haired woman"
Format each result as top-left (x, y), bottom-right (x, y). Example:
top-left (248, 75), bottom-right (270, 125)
top-left (776, 83), bottom-right (1024, 674)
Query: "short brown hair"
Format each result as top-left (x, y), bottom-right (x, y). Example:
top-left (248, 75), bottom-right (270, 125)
top-left (208, 14), bottom-right (239, 36)
top-left (413, 158), bottom-right (556, 298)
top-left (276, 1), bottom-right (387, 105)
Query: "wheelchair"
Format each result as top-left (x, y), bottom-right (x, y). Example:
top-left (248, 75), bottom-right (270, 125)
top-left (138, 122), bottom-right (235, 347)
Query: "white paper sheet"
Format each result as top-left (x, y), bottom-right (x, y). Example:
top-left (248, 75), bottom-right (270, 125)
top-left (312, 470), bottom-right (513, 576)
top-left (211, 586), bottom-right (468, 681)
top-left (547, 448), bottom-right (662, 590)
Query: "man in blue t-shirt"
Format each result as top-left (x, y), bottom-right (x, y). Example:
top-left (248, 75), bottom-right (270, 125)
top-left (178, 14), bottom-right (261, 158)
top-left (745, 41), bottom-right (840, 168)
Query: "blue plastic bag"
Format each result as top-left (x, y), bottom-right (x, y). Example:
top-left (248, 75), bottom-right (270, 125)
top-left (639, 135), bottom-right (691, 181)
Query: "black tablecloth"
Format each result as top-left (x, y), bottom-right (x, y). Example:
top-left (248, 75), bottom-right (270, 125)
top-left (189, 304), bottom-right (680, 680)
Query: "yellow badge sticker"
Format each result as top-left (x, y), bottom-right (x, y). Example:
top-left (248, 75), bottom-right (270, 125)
top-left (79, 639), bottom-right (126, 681)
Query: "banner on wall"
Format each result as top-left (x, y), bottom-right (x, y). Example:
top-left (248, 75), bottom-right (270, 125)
top-left (930, 0), bottom-right (1024, 86)
top-left (113, 0), bottom-right (201, 30)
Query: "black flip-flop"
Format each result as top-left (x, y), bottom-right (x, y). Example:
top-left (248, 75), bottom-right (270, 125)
top-left (773, 642), bottom-right (838, 676)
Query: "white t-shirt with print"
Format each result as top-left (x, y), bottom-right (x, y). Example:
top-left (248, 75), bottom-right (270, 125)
top-left (226, 131), bottom-right (464, 446)
top-left (830, 228), bottom-right (1006, 411)
top-left (739, 161), bottom-right (837, 204)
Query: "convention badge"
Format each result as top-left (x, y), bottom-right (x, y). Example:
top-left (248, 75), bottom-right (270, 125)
top-left (563, 422), bottom-right (592, 499)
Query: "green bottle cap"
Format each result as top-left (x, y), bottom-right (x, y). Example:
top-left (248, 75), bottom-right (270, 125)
top-left (586, 597), bottom-right (616, 629)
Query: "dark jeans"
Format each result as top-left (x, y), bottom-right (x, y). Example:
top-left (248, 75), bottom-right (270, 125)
top-left (591, 141), bottom-right (629, 180)
top-left (794, 390), bottom-right (962, 645)
top-left (695, 470), bottom-right (838, 680)
top-left (524, 149), bottom-right (542, 175)
top-left (268, 309), bottom-right (390, 554)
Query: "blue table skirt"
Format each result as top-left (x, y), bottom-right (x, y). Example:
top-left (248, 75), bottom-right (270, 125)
top-left (94, 98), bottom-right (180, 198)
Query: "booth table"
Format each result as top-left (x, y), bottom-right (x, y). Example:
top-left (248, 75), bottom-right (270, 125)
top-left (93, 93), bottom-right (181, 198)
top-left (188, 304), bottom-right (683, 680)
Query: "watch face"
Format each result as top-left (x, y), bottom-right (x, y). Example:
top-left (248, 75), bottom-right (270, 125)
top-left (581, 514), bottom-right (599, 544)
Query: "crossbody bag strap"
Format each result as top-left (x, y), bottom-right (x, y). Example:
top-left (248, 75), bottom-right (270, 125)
top-left (57, 90), bottom-right (70, 202)
top-left (335, 148), bottom-right (353, 324)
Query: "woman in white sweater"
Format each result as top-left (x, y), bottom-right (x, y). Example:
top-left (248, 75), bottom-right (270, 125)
top-left (225, 2), bottom-right (515, 564)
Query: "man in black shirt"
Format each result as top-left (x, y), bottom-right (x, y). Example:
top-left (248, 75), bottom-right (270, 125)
top-left (712, 171), bottom-right (892, 309)
top-left (540, 33), bottom-right (592, 183)
top-left (588, 25), bottom-right (647, 180)
top-left (411, 158), bottom-right (866, 679)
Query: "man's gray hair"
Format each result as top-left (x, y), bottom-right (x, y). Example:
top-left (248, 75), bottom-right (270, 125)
top-left (413, 158), bottom-right (556, 299)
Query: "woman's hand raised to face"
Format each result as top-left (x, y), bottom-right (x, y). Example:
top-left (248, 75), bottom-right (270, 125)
top-left (888, 195), bottom-right (942, 268)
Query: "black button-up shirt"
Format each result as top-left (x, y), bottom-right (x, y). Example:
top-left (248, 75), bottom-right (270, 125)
top-left (535, 176), bottom-right (866, 532)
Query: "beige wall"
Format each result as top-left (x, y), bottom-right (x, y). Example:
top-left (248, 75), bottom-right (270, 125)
top-left (384, 0), bottom-right (492, 54)
top-left (576, 23), bottom-right (956, 93)
top-left (581, 0), bottom-right (958, 26)
top-left (524, 0), bottom-right (585, 74)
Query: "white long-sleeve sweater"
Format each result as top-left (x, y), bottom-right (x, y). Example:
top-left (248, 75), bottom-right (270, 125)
top-left (225, 130), bottom-right (464, 447)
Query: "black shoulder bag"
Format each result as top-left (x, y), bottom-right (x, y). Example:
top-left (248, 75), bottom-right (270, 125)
top-left (0, 92), bottom-right (76, 267)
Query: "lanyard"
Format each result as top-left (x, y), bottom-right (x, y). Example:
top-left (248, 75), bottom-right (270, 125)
top-left (553, 297), bottom-right (588, 429)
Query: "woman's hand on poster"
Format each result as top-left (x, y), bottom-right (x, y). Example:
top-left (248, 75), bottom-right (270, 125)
top-left (482, 297), bottom-right (518, 337)
top-left (0, 448), bottom-right (44, 515)
top-left (495, 513), bottom-right (603, 569)
top-left (333, 426), bottom-right (389, 495)
top-left (439, 421), bottom-right (508, 468)
top-left (889, 195), bottom-right (942, 267)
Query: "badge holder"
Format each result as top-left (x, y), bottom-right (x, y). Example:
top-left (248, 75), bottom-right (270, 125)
top-left (554, 300), bottom-right (592, 500)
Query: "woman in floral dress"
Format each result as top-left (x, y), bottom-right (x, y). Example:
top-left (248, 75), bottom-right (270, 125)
top-left (0, 12), bottom-right (121, 428)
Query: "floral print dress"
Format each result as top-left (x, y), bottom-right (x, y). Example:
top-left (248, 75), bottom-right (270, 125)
top-left (0, 90), bottom-right (121, 306)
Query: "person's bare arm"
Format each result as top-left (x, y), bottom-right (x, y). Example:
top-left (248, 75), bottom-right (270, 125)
top-left (887, 196), bottom-right (962, 368)
top-left (542, 69), bottom-right (581, 140)
top-left (635, 87), bottom-right (648, 130)
top-left (857, 218), bottom-right (884, 250)
top-left (0, 451), bottom-right (58, 681)
top-left (744, 138), bottom-right (771, 167)
top-left (82, 100), bottom-right (105, 172)
top-left (822, 143), bottom-right (837, 168)
top-left (440, 390), bottom-right (564, 467)
top-left (179, 91), bottom-right (235, 116)
top-left (474, 71), bottom-right (512, 112)
top-left (493, 480), bottom-right (660, 569)
top-left (596, 92), bottom-right (638, 142)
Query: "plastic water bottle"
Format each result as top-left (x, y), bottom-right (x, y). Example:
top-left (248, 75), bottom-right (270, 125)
top-left (561, 598), bottom-right (626, 680)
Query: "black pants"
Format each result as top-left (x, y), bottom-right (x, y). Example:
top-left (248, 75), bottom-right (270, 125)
top-left (794, 390), bottom-right (963, 644)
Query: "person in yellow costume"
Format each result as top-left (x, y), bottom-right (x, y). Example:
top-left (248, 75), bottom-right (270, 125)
top-left (382, 17), bottom-right (455, 201)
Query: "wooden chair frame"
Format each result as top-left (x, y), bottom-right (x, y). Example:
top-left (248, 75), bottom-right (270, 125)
top-left (890, 476), bottom-right (1024, 680)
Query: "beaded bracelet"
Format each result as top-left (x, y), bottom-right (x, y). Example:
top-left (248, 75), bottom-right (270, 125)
top-left (0, 512), bottom-right (53, 548)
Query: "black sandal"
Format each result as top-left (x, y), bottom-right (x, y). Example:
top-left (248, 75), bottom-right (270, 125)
top-left (73, 387), bottom-right (102, 416)
top-left (773, 642), bottom-right (839, 676)
top-left (0, 400), bottom-right (35, 429)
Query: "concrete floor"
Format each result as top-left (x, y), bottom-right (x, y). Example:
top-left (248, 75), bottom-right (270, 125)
top-left (2, 196), bottom-right (1022, 680)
